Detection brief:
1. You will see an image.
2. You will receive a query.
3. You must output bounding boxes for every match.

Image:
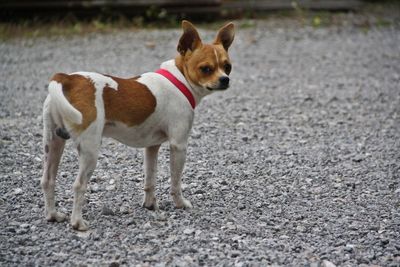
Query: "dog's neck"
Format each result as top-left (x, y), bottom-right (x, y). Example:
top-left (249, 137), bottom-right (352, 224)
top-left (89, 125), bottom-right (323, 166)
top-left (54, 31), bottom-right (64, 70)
top-left (173, 55), bottom-right (211, 104)
top-left (174, 55), bottom-right (185, 77)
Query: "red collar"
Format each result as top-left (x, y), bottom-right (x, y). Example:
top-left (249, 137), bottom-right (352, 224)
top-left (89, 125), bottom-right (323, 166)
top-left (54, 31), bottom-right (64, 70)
top-left (155, 68), bottom-right (196, 109)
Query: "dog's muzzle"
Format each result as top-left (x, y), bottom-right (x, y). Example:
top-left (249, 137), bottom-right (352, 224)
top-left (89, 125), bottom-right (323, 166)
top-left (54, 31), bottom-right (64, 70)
top-left (219, 76), bottom-right (230, 89)
top-left (207, 76), bottom-right (230, 91)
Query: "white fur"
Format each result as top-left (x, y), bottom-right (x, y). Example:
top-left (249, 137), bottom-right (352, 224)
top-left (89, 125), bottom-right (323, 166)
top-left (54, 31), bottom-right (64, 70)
top-left (214, 48), bottom-right (219, 65)
top-left (48, 81), bottom-right (82, 125)
top-left (71, 71), bottom-right (118, 90)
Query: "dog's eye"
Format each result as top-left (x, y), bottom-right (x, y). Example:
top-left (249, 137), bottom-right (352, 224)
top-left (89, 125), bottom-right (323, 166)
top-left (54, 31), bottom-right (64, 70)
top-left (200, 66), bottom-right (213, 74)
top-left (224, 63), bottom-right (232, 74)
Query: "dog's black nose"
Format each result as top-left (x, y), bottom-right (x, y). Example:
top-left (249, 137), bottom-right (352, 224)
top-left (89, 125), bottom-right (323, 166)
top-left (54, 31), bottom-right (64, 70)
top-left (219, 76), bottom-right (230, 88)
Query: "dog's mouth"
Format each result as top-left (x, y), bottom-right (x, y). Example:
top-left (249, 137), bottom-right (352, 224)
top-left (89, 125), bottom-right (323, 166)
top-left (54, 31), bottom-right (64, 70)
top-left (206, 85), bottom-right (229, 91)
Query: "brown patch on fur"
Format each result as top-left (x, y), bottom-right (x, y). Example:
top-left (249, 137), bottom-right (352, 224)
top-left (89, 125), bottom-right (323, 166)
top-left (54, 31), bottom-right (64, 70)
top-left (51, 73), bottom-right (97, 132)
top-left (103, 76), bottom-right (156, 126)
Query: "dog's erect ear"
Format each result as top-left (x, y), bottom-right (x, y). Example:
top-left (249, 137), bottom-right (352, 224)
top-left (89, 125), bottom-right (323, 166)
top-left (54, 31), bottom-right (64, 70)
top-left (177, 20), bottom-right (202, 55)
top-left (214, 22), bottom-right (235, 51)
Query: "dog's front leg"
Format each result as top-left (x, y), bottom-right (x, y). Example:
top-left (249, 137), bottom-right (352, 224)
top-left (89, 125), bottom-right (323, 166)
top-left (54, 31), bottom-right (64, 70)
top-left (170, 142), bottom-right (193, 209)
top-left (143, 145), bottom-right (161, 210)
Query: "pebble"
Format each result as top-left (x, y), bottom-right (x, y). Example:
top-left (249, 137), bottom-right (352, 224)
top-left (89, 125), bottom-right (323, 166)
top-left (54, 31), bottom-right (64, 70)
top-left (101, 206), bottom-right (115, 216)
top-left (106, 185), bottom-right (116, 191)
top-left (344, 244), bottom-right (355, 253)
top-left (183, 228), bottom-right (195, 235)
top-left (91, 183), bottom-right (100, 192)
top-left (322, 260), bottom-right (336, 267)
top-left (13, 188), bottom-right (23, 195)
top-left (20, 223), bottom-right (30, 228)
top-left (75, 230), bottom-right (92, 239)
top-left (109, 262), bottom-right (119, 267)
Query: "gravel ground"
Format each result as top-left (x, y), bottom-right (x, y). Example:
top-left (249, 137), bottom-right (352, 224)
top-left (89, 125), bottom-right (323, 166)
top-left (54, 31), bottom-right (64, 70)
top-left (1, 15), bottom-right (400, 266)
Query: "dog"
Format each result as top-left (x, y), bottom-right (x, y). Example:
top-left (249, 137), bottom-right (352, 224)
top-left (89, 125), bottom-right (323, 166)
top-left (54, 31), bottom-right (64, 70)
top-left (41, 20), bottom-right (235, 231)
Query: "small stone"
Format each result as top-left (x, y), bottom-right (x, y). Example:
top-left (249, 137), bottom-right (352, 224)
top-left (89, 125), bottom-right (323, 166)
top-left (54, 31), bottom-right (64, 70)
top-left (286, 150), bottom-right (294, 155)
top-left (75, 230), bottom-right (92, 238)
top-left (90, 183), bottom-right (100, 193)
top-left (154, 212), bottom-right (167, 221)
top-left (322, 260), bottom-right (336, 267)
top-left (143, 222), bottom-right (152, 229)
top-left (344, 244), bottom-right (354, 252)
top-left (226, 223), bottom-right (237, 230)
top-left (183, 255), bottom-right (193, 264)
top-left (352, 155), bottom-right (364, 162)
top-left (183, 228), bottom-right (195, 235)
top-left (194, 189), bottom-right (205, 194)
top-left (380, 238), bottom-right (390, 246)
top-left (192, 131), bottom-right (202, 139)
top-left (220, 180), bottom-right (228, 185)
top-left (101, 206), bottom-right (115, 216)
top-left (20, 223), bottom-right (30, 228)
top-left (119, 206), bottom-right (131, 214)
top-left (127, 219), bottom-right (136, 226)
top-left (194, 230), bottom-right (202, 237)
top-left (231, 250), bottom-right (241, 257)
top-left (109, 262), bottom-right (119, 267)
top-left (14, 188), bottom-right (23, 195)
top-left (109, 179), bottom-right (115, 185)
top-left (106, 185), bottom-right (116, 191)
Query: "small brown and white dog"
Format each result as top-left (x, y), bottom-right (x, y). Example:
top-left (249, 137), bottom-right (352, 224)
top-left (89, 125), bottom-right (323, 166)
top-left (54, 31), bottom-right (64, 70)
top-left (41, 20), bottom-right (235, 231)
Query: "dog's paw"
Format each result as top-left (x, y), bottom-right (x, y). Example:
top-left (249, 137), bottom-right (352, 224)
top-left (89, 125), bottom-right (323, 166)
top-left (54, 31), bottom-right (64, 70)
top-left (142, 200), bottom-right (159, 211)
top-left (175, 197), bottom-right (193, 209)
top-left (71, 219), bottom-right (89, 231)
top-left (46, 212), bottom-right (67, 223)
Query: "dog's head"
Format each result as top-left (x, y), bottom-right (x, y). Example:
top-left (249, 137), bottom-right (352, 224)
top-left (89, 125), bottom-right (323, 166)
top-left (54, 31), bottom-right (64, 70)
top-left (176, 20), bottom-right (235, 92)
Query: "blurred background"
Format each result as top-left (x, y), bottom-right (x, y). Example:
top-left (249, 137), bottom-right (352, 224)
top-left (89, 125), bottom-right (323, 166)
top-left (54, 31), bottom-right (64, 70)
top-left (0, 0), bottom-right (399, 39)
top-left (0, 0), bottom-right (376, 20)
top-left (0, 0), bottom-right (365, 20)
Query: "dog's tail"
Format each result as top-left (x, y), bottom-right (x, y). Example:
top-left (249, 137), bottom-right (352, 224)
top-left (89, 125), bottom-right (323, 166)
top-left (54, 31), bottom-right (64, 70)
top-left (48, 78), bottom-right (82, 125)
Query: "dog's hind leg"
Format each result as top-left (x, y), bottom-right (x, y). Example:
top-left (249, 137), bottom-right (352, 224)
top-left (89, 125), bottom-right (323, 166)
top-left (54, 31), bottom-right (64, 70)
top-left (41, 96), bottom-right (67, 223)
top-left (70, 134), bottom-right (101, 231)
